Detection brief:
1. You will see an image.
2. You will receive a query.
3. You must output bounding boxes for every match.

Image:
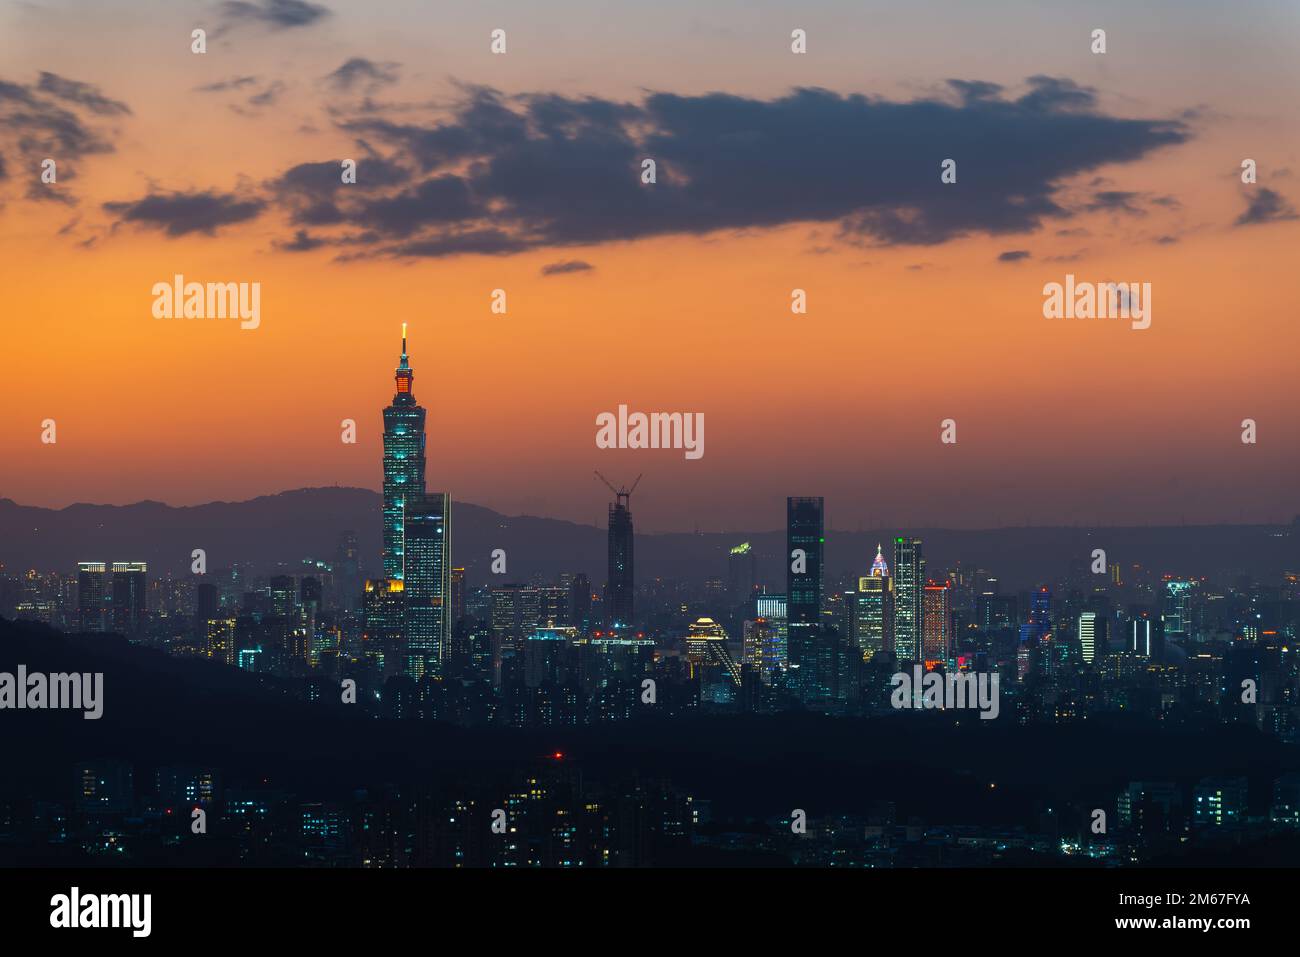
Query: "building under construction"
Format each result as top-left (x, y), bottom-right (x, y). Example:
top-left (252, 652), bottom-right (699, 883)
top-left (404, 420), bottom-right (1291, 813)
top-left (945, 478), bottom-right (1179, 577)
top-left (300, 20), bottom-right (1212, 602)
top-left (596, 472), bottom-right (639, 628)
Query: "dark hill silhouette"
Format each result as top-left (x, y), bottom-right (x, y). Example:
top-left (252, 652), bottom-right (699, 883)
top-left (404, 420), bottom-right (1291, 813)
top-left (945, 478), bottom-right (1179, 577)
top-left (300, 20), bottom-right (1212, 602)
top-left (0, 488), bottom-right (1297, 589)
top-left (2, 619), bottom-right (1296, 827)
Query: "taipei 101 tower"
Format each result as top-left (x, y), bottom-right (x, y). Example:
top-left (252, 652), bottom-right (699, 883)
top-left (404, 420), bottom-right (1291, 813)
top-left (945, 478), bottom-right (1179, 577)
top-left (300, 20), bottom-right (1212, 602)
top-left (382, 324), bottom-right (427, 579)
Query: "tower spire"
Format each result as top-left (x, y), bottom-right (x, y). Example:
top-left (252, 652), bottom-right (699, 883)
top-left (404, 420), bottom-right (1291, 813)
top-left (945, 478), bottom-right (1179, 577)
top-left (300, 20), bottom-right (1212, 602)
top-left (394, 323), bottom-right (413, 395)
top-left (870, 542), bottom-right (890, 577)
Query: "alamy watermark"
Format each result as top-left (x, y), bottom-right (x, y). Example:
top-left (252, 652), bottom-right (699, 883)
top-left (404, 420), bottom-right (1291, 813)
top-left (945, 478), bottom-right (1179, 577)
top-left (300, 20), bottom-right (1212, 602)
top-left (1042, 274), bottom-right (1151, 330)
top-left (890, 665), bottom-right (999, 720)
top-left (152, 274), bottom-right (260, 329)
top-left (50, 887), bottom-right (150, 937)
top-left (595, 404), bottom-right (704, 460)
top-left (0, 666), bottom-right (103, 719)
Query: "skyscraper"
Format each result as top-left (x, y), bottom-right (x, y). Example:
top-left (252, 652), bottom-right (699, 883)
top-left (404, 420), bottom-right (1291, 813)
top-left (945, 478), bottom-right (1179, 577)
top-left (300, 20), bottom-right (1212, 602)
top-left (335, 530), bottom-right (361, 610)
top-left (362, 578), bottom-right (406, 674)
top-left (403, 493), bottom-right (452, 677)
top-left (892, 538), bottom-right (925, 661)
top-left (382, 324), bottom-right (427, 580)
top-left (855, 544), bottom-right (894, 661)
top-left (110, 562), bottom-right (147, 636)
top-left (77, 562), bottom-right (107, 632)
top-left (786, 497), bottom-right (826, 700)
top-left (1078, 611), bottom-right (1101, 664)
top-left (922, 579), bottom-right (951, 665)
top-left (606, 491), bottom-right (634, 627)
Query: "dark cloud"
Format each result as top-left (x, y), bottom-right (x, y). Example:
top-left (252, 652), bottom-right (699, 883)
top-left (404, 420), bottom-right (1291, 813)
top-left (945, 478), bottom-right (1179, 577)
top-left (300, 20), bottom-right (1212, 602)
top-left (280, 77), bottom-right (1187, 259)
top-left (247, 80), bottom-right (286, 108)
top-left (325, 58), bottom-right (400, 92)
top-left (196, 76), bottom-right (261, 93)
top-left (997, 249), bottom-right (1031, 262)
top-left (0, 72), bottom-right (128, 212)
top-left (1014, 75), bottom-right (1097, 113)
top-left (102, 190), bottom-right (265, 236)
top-left (1234, 187), bottom-right (1298, 227)
top-left (276, 228), bottom-right (327, 251)
top-left (219, 0), bottom-right (331, 30)
top-left (369, 229), bottom-right (529, 260)
top-left (36, 72), bottom-right (131, 116)
top-left (0, 80), bottom-right (39, 107)
top-left (946, 79), bottom-right (1003, 104)
top-left (273, 156), bottom-right (410, 194)
top-left (541, 259), bottom-right (594, 275)
top-left (1084, 190), bottom-right (1146, 216)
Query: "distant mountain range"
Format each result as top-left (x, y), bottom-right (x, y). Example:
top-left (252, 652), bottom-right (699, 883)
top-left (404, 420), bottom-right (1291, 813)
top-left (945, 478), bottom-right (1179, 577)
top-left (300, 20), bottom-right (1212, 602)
top-left (0, 488), bottom-right (1297, 591)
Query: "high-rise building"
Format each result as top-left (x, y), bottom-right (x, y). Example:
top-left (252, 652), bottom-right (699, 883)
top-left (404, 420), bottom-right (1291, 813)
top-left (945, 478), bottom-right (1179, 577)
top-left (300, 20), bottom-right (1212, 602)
top-left (892, 538), bottom-right (925, 661)
top-left (450, 567), bottom-right (466, 628)
top-left (1193, 777), bottom-right (1248, 828)
top-left (568, 573), bottom-right (592, 633)
top-left (111, 562), bottom-right (147, 635)
top-left (382, 324), bottom-right (427, 580)
top-left (685, 617), bottom-right (741, 687)
top-left (403, 492), bottom-right (452, 677)
top-left (742, 617), bottom-right (783, 683)
top-left (335, 530), bottom-right (361, 610)
top-left (922, 579), bottom-right (951, 665)
top-left (606, 491), bottom-right (635, 627)
top-left (786, 497), bottom-right (826, 701)
top-left (1128, 611), bottom-right (1160, 659)
top-left (755, 593), bottom-right (789, 674)
top-left (1162, 579), bottom-right (1197, 642)
top-left (976, 593), bottom-right (1017, 632)
top-left (206, 617), bottom-right (237, 666)
top-left (855, 544), bottom-right (893, 661)
top-left (362, 578), bottom-right (406, 674)
top-left (77, 562), bottom-right (107, 632)
top-left (1078, 611), bottom-right (1104, 664)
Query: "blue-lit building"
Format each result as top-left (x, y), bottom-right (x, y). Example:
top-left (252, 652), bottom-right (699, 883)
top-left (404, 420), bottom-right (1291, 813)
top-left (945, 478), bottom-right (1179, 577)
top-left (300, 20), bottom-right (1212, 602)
top-left (404, 492), bottom-right (452, 677)
top-left (892, 537), bottom-right (924, 661)
top-left (382, 324), bottom-right (427, 580)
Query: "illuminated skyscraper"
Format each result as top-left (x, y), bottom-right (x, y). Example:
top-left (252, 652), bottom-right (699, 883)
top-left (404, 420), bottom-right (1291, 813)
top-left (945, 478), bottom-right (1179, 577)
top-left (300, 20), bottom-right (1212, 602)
top-left (755, 593), bottom-right (789, 673)
top-left (685, 617), bottom-right (741, 686)
top-left (404, 493), bottom-right (452, 677)
top-left (1078, 611), bottom-right (1100, 664)
top-left (1162, 579), bottom-right (1196, 642)
top-left (855, 545), bottom-right (894, 661)
top-left (922, 579), bottom-right (951, 665)
top-left (382, 324), bottom-right (426, 580)
top-left (363, 578), bottom-right (405, 674)
top-left (742, 617), bottom-right (783, 683)
top-left (892, 538), bottom-right (925, 661)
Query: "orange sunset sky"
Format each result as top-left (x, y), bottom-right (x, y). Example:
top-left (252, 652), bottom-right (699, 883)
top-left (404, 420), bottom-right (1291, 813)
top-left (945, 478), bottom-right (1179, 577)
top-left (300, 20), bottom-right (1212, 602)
top-left (2, 0), bottom-right (1299, 531)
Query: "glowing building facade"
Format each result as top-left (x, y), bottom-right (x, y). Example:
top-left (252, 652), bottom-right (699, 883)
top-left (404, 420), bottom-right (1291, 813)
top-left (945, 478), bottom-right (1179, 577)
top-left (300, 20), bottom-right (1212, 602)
top-left (382, 325), bottom-right (427, 580)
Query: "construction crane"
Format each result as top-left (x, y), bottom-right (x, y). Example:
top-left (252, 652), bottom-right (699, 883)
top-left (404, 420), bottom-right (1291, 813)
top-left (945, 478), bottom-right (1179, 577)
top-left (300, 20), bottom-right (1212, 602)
top-left (594, 471), bottom-right (642, 510)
